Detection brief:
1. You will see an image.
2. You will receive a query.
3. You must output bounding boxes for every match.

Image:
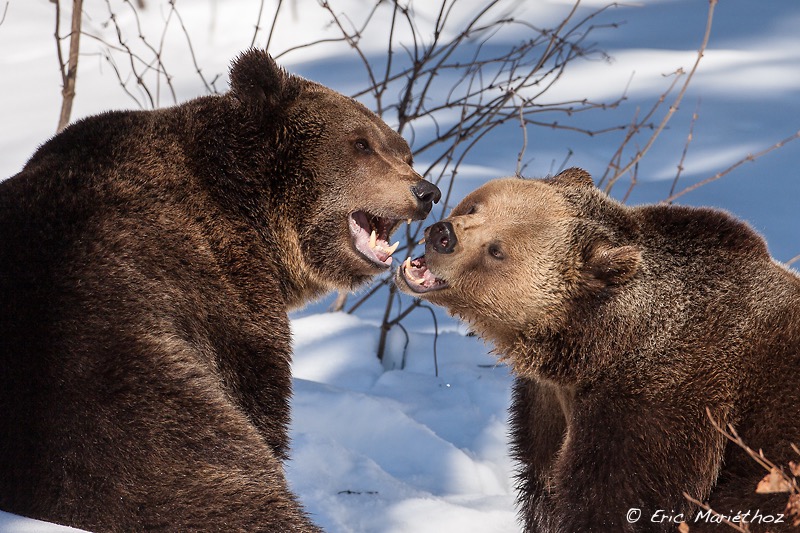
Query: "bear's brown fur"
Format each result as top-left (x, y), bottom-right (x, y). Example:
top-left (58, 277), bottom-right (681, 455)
top-left (396, 169), bottom-right (800, 532)
top-left (0, 49), bottom-right (439, 532)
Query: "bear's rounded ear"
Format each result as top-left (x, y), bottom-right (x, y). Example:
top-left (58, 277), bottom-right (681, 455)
top-left (229, 49), bottom-right (302, 110)
top-left (551, 168), bottom-right (594, 188)
top-left (584, 243), bottom-right (641, 287)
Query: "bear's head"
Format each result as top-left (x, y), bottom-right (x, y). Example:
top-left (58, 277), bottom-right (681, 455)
top-left (395, 169), bottom-right (642, 365)
top-left (223, 50), bottom-right (441, 299)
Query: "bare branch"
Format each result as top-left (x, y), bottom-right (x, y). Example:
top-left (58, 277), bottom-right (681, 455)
top-left (54, 0), bottom-right (67, 90)
top-left (264, 0), bottom-right (284, 53)
top-left (682, 492), bottom-right (751, 533)
top-left (316, 0), bottom-right (384, 106)
top-left (267, 0), bottom-right (702, 360)
top-left (168, 1), bottom-right (214, 94)
top-left (250, 0), bottom-right (267, 49)
top-left (668, 99), bottom-right (701, 199)
top-left (375, 283), bottom-right (398, 362)
top-left (328, 291), bottom-right (348, 313)
top-left (601, 0), bottom-right (718, 194)
top-left (56, 0), bottom-right (84, 133)
top-left (100, 0), bottom-right (156, 108)
top-left (662, 130), bottom-right (800, 203)
top-left (514, 93), bottom-right (529, 176)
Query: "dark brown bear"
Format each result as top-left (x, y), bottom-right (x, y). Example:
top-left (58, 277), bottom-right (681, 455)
top-left (396, 169), bottom-right (799, 532)
top-left (0, 49), bottom-right (440, 532)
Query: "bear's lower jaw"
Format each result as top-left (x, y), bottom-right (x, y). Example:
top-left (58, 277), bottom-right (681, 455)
top-left (349, 210), bottom-right (402, 269)
top-left (397, 256), bottom-right (449, 294)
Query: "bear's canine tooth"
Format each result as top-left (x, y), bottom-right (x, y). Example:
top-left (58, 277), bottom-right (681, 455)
top-left (386, 241), bottom-right (399, 256)
top-left (418, 237), bottom-right (425, 245)
top-left (402, 257), bottom-right (417, 281)
top-left (369, 229), bottom-right (377, 249)
top-left (402, 257), bottom-right (426, 285)
top-left (407, 218), bottom-right (412, 225)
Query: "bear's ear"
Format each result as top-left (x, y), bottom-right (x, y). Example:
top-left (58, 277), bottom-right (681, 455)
top-left (551, 168), bottom-right (594, 188)
top-left (584, 243), bottom-right (641, 287)
top-left (229, 49), bottom-right (302, 109)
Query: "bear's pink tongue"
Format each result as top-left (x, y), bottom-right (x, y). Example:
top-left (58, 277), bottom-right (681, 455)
top-left (349, 211), bottom-right (399, 266)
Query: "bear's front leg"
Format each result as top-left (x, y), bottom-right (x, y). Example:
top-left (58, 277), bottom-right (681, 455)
top-left (538, 392), bottom-right (731, 533)
top-left (510, 377), bottom-right (570, 531)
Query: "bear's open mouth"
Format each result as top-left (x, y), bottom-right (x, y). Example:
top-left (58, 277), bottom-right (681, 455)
top-left (399, 255), bottom-right (449, 293)
top-left (349, 211), bottom-right (402, 269)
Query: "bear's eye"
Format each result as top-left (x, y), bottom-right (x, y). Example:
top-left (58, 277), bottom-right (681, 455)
top-left (466, 205), bottom-right (477, 215)
top-left (488, 242), bottom-right (505, 260)
top-left (354, 139), bottom-right (373, 154)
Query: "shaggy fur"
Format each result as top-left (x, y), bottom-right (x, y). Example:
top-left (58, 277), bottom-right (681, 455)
top-left (396, 168), bottom-right (800, 532)
top-left (0, 49), bottom-right (438, 532)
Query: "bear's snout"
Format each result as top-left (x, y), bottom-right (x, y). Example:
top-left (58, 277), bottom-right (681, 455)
top-left (411, 180), bottom-right (442, 216)
top-left (428, 220), bottom-right (457, 254)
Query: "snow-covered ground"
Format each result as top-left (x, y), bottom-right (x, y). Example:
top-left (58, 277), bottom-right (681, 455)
top-left (1, 1), bottom-right (798, 531)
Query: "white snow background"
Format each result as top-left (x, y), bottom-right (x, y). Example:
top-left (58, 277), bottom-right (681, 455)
top-left (1, 0), bottom-right (799, 531)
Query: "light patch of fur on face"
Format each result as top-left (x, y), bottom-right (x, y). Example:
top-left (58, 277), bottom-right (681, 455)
top-left (420, 178), bottom-right (577, 350)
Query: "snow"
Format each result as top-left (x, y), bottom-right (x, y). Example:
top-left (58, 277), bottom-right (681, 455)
top-left (287, 313), bottom-right (517, 533)
top-left (1, 0), bottom-right (799, 531)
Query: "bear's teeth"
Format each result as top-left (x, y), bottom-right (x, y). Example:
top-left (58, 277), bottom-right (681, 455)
top-left (402, 257), bottom-right (426, 285)
top-left (403, 257), bottom-right (418, 281)
top-left (418, 237), bottom-right (425, 245)
top-left (385, 241), bottom-right (399, 256)
top-left (407, 218), bottom-right (412, 225)
top-left (369, 230), bottom-right (377, 249)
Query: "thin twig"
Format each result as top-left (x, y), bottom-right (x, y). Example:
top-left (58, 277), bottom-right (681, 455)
top-left (347, 277), bottom-right (391, 314)
top-left (101, 0), bottom-right (155, 107)
top-left (663, 130), bottom-right (800, 203)
top-left (0, 2), bottom-right (10, 27)
top-left (668, 99), bottom-right (701, 199)
top-left (328, 292), bottom-right (348, 313)
top-left (419, 303), bottom-right (441, 377)
top-left (54, 0), bottom-right (66, 89)
top-left (120, 0), bottom-right (176, 106)
top-left (602, 0), bottom-right (718, 194)
top-left (250, 0), bottom-right (266, 49)
top-left (376, 284), bottom-right (398, 362)
top-left (168, 0), bottom-right (213, 93)
top-left (514, 92), bottom-right (528, 176)
top-left (270, 0), bottom-right (658, 359)
top-left (705, 407), bottom-right (799, 492)
top-left (551, 148), bottom-right (574, 176)
top-left (155, 2), bottom-right (178, 105)
top-left (682, 492), bottom-right (750, 533)
top-left (620, 160), bottom-right (638, 203)
top-left (264, 0), bottom-right (284, 53)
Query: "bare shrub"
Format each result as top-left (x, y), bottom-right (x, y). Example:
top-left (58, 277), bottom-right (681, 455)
top-left (46, 0), bottom-right (799, 365)
top-left (264, 0), bottom-right (643, 363)
top-left (679, 410), bottom-right (800, 532)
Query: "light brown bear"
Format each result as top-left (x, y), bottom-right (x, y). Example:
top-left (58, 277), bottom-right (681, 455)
top-left (0, 49), bottom-right (440, 532)
top-left (396, 168), bottom-right (800, 532)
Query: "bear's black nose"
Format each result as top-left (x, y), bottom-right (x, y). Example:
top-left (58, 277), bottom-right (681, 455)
top-left (429, 221), bottom-right (457, 254)
top-left (412, 180), bottom-right (442, 206)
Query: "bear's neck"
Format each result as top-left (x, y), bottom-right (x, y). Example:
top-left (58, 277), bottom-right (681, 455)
top-left (494, 288), bottom-right (655, 385)
top-left (268, 217), bottom-right (331, 309)
top-left (182, 97), bottom-right (329, 307)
